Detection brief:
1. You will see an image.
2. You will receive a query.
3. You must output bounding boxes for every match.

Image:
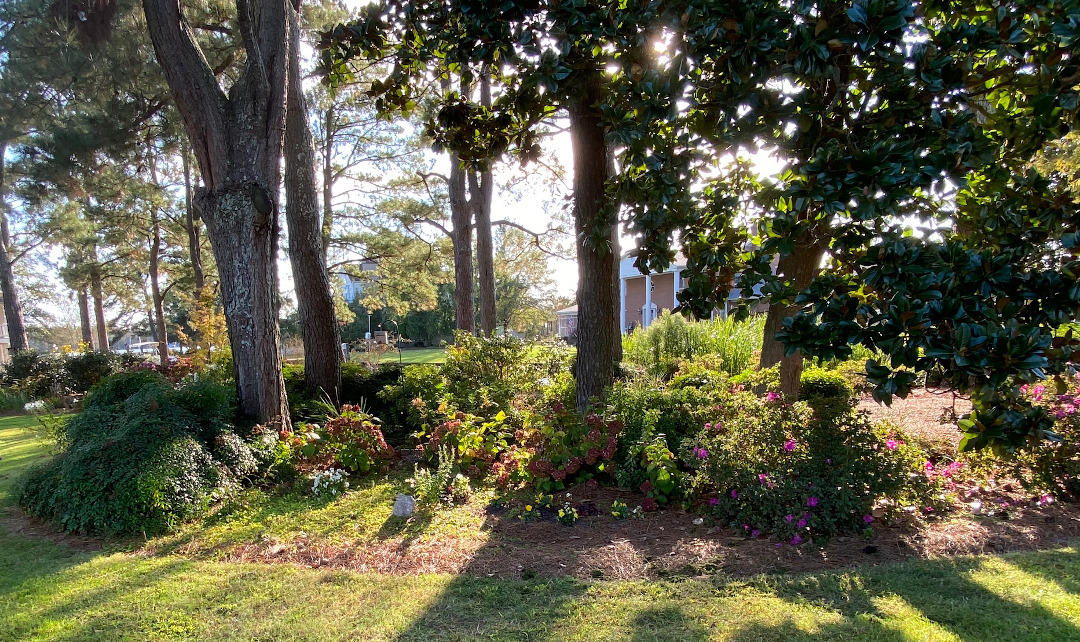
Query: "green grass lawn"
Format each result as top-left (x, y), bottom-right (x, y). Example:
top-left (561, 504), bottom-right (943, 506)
top-left (2, 414), bottom-right (1080, 641)
top-left (350, 347), bottom-right (446, 365)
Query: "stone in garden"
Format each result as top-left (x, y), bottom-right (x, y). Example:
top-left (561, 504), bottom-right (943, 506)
top-left (393, 494), bottom-right (415, 517)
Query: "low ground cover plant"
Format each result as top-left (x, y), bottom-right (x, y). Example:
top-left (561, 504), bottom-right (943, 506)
top-left (18, 371), bottom-right (271, 536)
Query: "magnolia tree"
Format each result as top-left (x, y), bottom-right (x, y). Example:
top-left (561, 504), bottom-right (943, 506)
top-left (613, 0), bottom-right (1080, 450)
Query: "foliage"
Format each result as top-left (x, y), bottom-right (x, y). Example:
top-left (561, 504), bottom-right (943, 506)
top-left (0, 387), bottom-right (29, 413)
top-left (311, 468), bottom-right (350, 498)
top-left (2, 350), bottom-right (66, 398)
top-left (409, 444), bottom-right (460, 506)
top-left (623, 313), bottom-right (764, 380)
top-left (18, 372), bottom-right (258, 535)
top-left (375, 363), bottom-right (445, 444)
top-left (292, 405), bottom-right (395, 476)
top-left (520, 403), bottom-right (621, 493)
top-left (61, 351), bottom-right (116, 393)
top-left (681, 389), bottom-right (942, 542)
top-left (416, 406), bottom-right (515, 475)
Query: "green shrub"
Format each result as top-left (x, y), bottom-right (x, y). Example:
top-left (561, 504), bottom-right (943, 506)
top-left (302, 404), bottom-right (396, 474)
top-left (0, 387), bottom-right (28, 413)
top-left (18, 373), bottom-right (259, 536)
top-left (622, 312), bottom-right (764, 379)
top-left (681, 389), bottom-right (941, 542)
top-left (285, 363), bottom-right (409, 445)
top-left (799, 367), bottom-right (854, 418)
top-left (3, 350), bottom-right (65, 398)
top-left (520, 404), bottom-right (621, 493)
top-left (63, 351), bottom-right (117, 393)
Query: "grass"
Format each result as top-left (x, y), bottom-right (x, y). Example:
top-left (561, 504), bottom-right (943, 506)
top-left (350, 347), bottom-right (447, 366)
top-left (3, 414), bottom-right (1080, 640)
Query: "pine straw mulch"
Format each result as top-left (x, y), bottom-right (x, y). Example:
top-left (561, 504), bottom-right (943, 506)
top-left (216, 482), bottom-right (1080, 581)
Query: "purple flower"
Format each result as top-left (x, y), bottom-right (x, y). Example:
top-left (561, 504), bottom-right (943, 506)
top-left (704, 423), bottom-right (712, 430)
top-left (695, 446), bottom-right (710, 459)
top-left (863, 515), bottom-right (874, 524)
top-left (790, 535), bottom-right (802, 545)
top-left (806, 497), bottom-right (818, 508)
top-left (742, 523), bottom-right (750, 530)
top-left (758, 473), bottom-right (769, 484)
top-left (797, 519), bottom-right (807, 529)
top-left (730, 489), bottom-right (738, 499)
top-left (751, 529), bottom-right (760, 538)
top-left (766, 392), bottom-right (781, 402)
top-left (784, 439), bottom-right (796, 452)
top-left (708, 497), bottom-right (720, 506)
top-left (785, 514), bottom-right (794, 523)
top-left (886, 439), bottom-right (898, 450)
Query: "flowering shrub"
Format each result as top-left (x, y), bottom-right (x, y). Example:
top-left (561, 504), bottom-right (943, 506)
top-left (312, 468), bottom-right (350, 497)
top-left (293, 405), bottom-right (395, 474)
top-left (681, 387), bottom-right (938, 542)
top-left (965, 373), bottom-right (1080, 496)
top-left (519, 503), bottom-right (541, 521)
top-left (611, 499), bottom-right (630, 519)
top-left (557, 502), bottom-right (579, 525)
top-left (520, 403), bottom-right (622, 493)
top-left (417, 405), bottom-right (516, 473)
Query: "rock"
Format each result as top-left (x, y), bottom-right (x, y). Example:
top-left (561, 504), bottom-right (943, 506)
top-left (393, 494), bottom-right (416, 517)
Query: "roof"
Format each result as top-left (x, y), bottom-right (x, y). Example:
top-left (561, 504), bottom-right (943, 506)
top-left (556, 305), bottom-right (578, 315)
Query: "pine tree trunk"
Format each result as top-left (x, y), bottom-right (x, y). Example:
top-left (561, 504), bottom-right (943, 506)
top-left (759, 230), bottom-right (825, 398)
top-left (321, 103), bottom-right (335, 265)
top-left (144, 0), bottom-right (291, 428)
top-left (0, 143), bottom-right (29, 353)
top-left (90, 263), bottom-right (109, 352)
top-left (182, 145), bottom-right (205, 295)
top-left (284, 0), bottom-right (341, 405)
top-left (149, 212), bottom-right (170, 364)
top-left (449, 152), bottom-right (475, 334)
top-left (568, 71), bottom-right (621, 412)
top-left (77, 286), bottom-right (94, 348)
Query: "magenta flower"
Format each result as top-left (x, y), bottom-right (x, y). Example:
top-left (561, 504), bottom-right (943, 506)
top-left (785, 514), bottom-right (794, 523)
top-left (708, 497), bottom-right (720, 506)
top-left (704, 423), bottom-right (712, 430)
top-left (751, 529), bottom-right (760, 538)
top-left (863, 515), bottom-right (874, 524)
top-left (730, 489), bottom-right (738, 499)
top-left (797, 519), bottom-right (807, 528)
top-left (784, 440), bottom-right (796, 452)
top-left (742, 523), bottom-right (749, 530)
top-left (924, 461), bottom-right (934, 471)
top-left (766, 392), bottom-right (781, 402)
top-left (790, 535), bottom-right (802, 545)
top-left (758, 473), bottom-right (769, 484)
top-left (806, 497), bottom-right (818, 507)
top-left (886, 439), bottom-right (898, 450)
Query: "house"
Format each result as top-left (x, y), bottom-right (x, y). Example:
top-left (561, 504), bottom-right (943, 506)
top-left (338, 260), bottom-right (378, 304)
top-left (555, 253), bottom-right (768, 339)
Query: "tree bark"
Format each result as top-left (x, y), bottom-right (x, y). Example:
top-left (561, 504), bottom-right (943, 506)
top-left (284, 0), bottom-right (341, 404)
top-left (182, 144), bottom-right (205, 295)
top-left (568, 71), bottom-right (621, 412)
top-left (77, 286), bottom-right (94, 348)
top-left (0, 142), bottom-right (29, 353)
top-left (449, 151), bottom-right (475, 334)
top-left (143, 0), bottom-right (291, 428)
top-left (90, 260), bottom-right (109, 352)
top-left (759, 229), bottom-right (825, 398)
top-left (149, 210), bottom-right (170, 364)
top-left (321, 101), bottom-right (335, 265)
top-left (472, 70), bottom-right (497, 335)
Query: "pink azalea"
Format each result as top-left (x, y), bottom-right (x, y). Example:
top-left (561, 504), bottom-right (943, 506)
top-left (806, 497), bottom-right (818, 507)
top-left (784, 440), bottom-right (796, 452)
top-left (863, 515), bottom-right (874, 524)
top-left (765, 392), bottom-right (781, 402)
top-left (790, 535), bottom-right (802, 545)
top-left (708, 497), bottom-right (720, 506)
top-left (730, 489), bottom-right (738, 499)
top-left (797, 519), bottom-right (807, 528)
top-left (785, 514), bottom-right (794, 523)
top-left (886, 439), bottom-right (898, 450)
top-left (704, 423), bottom-right (712, 430)
top-left (751, 529), bottom-right (760, 538)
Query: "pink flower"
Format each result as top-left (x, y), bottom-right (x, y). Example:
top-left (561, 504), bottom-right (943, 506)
top-left (797, 519), bottom-right (807, 528)
top-left (742, 523), bottom-right (750, 530)
top-left (806, 497), bottom-right (818, 507)
top-left (704, 423), bottom-right (712, 430)
top-left (708, 497), bottom-right (720, 506)
top-left (863, 515), bottom-right (874, 524)
top-left (751, 529), bottom-right (760, 538)
top-left (784, 440), bottom-right (796, 452)
top-left (730, 489), bottom-right (738, 499)
top-left (886, 439), bottom-right (898, 450)
top-left (694, 446), bottom-right (710, 459)
top-left (758, 473), bottom-right (769, 484)
top-left (766, 392), bottom-right (781, 402)
top-left (925, 461), bottom-right (934, 471)
top-left (785, 514), bottom-right (794, 523)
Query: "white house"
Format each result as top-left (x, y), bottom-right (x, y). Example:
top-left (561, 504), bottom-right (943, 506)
top-left (0, 302), bottom-right (9, 365)
top-left (555, 254), bottom-right (768, 339)
top-left (338, 260), bottom-right (378, 304)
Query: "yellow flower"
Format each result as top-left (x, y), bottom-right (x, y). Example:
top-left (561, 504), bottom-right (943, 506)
top-left (525, 505), bottom-right (533, 512)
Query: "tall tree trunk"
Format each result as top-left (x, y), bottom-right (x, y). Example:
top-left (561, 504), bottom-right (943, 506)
top-left (449, 151), bottom-right (475, 334)
top-left (0, 142), bottom-right (29, 353)
top-left (568, 71), bottom-right (621, 412)
top-left (144, 0), bottom-right (291, 428)
top-left (284, 0), bottom-right (341, 404)
top-left (472, 70), bottom-right (497, 335)
top-left (149, 211), bottom-right (170, 364)
top-left (759, 229), bottom-right (825, 398)
top-left (321, 102), bottom-right (335, 265)
top-left (77, 286), bottom-right (94, 348)
top-left (182, 144), bottom-right (205, 295)
top-left (90, 262), bottom-right (109, 352)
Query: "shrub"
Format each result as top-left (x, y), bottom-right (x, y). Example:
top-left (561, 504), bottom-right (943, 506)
top-left (681, 389), bottom-right (940, 542)
top-left (293, 404), bottom-right (395, 475)
top-left (285, 363), bottom-right (410, 445)
top-left (376, 363), bottom-right (444, 445)
top-left (409, 444), bottom-right (459, 506)
top-left (18, 373), bottom-right (258, 536)
top-left (63, 351), bottom-right (117, 393)
top-left (799, 367), bottom-right (854, 418)
top-left (521, 404), bottom-right (621, 493)
top-left (3, 350), bottom-right (66, 398)
top-left (0, 387), bottom-right (28, 413)
top-left (622, 312), bottom-right (764, 379)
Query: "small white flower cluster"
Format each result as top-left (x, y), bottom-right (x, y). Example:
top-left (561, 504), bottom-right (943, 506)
top-left (24, 400), bottom-right (47, 414)
top-left (312, 467), bottom-right (350, 497)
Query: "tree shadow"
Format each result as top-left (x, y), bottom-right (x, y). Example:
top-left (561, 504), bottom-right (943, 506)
top-left (628, 604), bottom-right (711, 642)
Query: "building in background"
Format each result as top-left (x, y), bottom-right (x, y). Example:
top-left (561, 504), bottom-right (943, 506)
top-left (0, 303), bottom-right (9, 364)
top-left (338, 260), bottom-right (378, 304)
